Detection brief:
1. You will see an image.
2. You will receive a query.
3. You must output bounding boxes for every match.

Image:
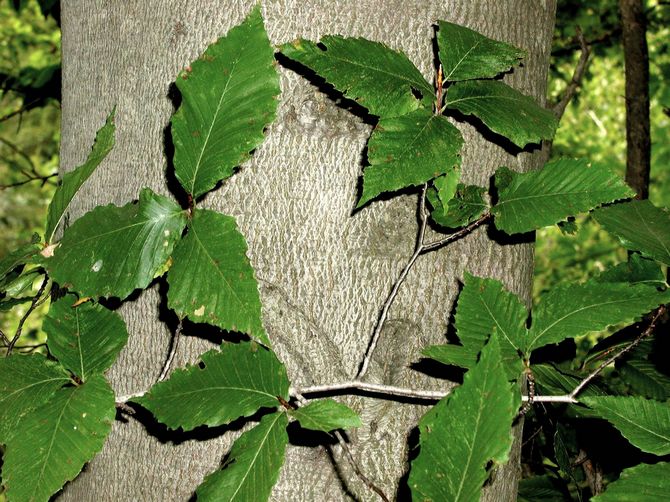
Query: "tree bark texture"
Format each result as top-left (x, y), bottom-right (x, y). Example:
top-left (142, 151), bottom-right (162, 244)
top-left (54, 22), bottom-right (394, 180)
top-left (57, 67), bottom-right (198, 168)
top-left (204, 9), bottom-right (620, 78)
top-left (620, 0), bottom-right (651, 199)
top-left (59, 1), bottom-right (556, 500)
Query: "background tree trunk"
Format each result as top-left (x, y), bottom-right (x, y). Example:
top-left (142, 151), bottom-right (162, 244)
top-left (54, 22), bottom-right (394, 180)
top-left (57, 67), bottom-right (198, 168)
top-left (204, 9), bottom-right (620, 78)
top-left (59, 1), bottom-right (556, 500)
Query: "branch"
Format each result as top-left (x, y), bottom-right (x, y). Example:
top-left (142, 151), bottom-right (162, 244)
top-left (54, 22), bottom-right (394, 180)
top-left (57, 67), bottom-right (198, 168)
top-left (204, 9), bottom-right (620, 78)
top-left (157, 319), bottom-right (183, 382)
top-left (553, 27), bottom-right (592, 121)
top-left (420, 213), bottom-right (491, 253)
top-left (5, 274), bottom-right (50, 356)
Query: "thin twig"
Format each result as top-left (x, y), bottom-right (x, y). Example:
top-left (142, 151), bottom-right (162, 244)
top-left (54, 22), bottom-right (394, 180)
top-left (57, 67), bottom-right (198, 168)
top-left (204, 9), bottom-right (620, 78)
top-left (421, 213), bottom-right (491, 253)
top-left (553, 27), bottom-right (592, 121)
top-left (0, 172), bottom-right (58, 190)
top-left (157, 319), bottom-right (183, 382)
top-left (0, 327), bottom-right (10, 346)
top-left (6, 275), bottom-right (49, 356)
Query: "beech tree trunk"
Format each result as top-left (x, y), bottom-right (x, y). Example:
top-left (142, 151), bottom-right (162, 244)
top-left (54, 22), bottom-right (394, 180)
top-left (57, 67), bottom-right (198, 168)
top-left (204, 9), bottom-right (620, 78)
top-left (59, 1), bottom-right (556, 500)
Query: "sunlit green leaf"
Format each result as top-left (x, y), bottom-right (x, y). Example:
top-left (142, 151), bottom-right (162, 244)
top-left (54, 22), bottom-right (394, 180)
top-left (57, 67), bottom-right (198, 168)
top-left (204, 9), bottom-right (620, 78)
top-left (427, 183), bottom-right (488, 229)
top-left (592, 462), bottom-right (670, 501)
top-left (289, 399), bottom-right (361, 433)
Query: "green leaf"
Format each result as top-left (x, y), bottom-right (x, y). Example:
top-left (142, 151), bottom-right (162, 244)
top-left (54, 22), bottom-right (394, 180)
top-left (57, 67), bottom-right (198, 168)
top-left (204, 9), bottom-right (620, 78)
top-left (289, 399), bottom-right (362, 433)
top-left (532, 364), bottom-right (606, 418)
top-left (171, 6), bottom-right (279, 198)
top-left (47, 188), bottom-right (187, 299)
top-left (437, 21), bottom-right (525, 81)
top-left (445, 80), bottom-right (558, 147)
top-left (618, 354), bottom-right (670, 401)
top-left (492, 159), bottom-right (634, 234)
top-left (423, 273), bottom-right (527, 379)
top-left (0, 354), bottom-right (71, 444)
top-left (527, 281), bottom-right (669, 353)
top-left (280, 36), bottom-right (433, 118)
top-left (135, 342), bottom-right (288, 431)
top-left (45, 109), bottom-right (115, 243)
top-left (167, 209), bottom-right (267, 344)
top-left (1, 375), bottom-right (115, 502)
top-left (593, 199), bottom-right (670, 266)
top-left (592, 462), bottom-right (670, 501)
top-left (518, 475), bottom-right (570, 502)
top-left (2, 268), bottom-right (41, 299)
top-left (410, 336), bottom-right (520, 501)
top-left (0, 240), bottom-right (40, 289)
top-left (43, 296), bottom-right (128, 381)
top-left (196, 412), bottom-right (288, 502)
top-left (359, 108), bottom-right (463, 207)
top-left (595, 255), bottom-right (667, 288)
top-left (427, 183), bottom-right (488, 229)
top-left (581, 396), bottom-right (670, 455)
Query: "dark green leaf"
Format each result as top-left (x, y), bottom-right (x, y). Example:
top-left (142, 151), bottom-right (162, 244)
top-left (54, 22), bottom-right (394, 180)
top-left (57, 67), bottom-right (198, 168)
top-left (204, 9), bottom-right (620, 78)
top-left (171, 6), bottom-right (280, 198)
top-left (427, 183), bottom-right (488, 229)
top-left (47, 188), bottom-right (187, 299)
top-left (135, 342), bottom-right (288, 431)
top-left (437, 21), bottom-right (525, 81)
top-left (532, 364), bottom-right (606, 418)
top-left (359, 108), bottom-right (463, 207)
top-left (289, 399), bottom-right (361, 433)
top-left (595, 255), bottom-right (667, 288)
top-left (518, 475), bottom-right (570, 502)
top-left (592, 462), bottom-right (670, 501)
top-left (2, 268), bottom-right (41, 299)
top-left (618, 353), bottom-right (670, 401)
top-left (44, 296), bottom-right (128, 381)
top-left (0, 241), bottom-right (40, 289)
top-left (45, 109), bottom-right (115, 243)
top-left (280, 36), bottom-right (433, 118)
top-left (446, 80), bottom-right (558, 147)
top-left (492, 159), bottom-right (634, 234)
top-left (167, 209), bottom-right (267, 345)
top-left (196, 412), bottom-right (288, 502)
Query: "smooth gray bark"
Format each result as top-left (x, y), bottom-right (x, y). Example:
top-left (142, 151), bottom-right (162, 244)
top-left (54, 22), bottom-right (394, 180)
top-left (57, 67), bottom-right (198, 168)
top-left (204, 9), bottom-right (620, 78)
top-left (60, 1), bottom-right (556, 500)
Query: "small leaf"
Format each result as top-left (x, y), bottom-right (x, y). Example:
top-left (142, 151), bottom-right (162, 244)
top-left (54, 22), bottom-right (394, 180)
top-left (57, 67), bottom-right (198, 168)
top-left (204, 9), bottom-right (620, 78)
top-left (196, 412), bottom-right (288, 502)
top-left (581, 396), bottom-right (670, 455)
top-left (446, 80), bottom-right (558, 147)
top-left (167, 209), bottom-right (267, 345)
top-left (0, 354), bottom-right (71, 444)
top-left (359, 108), bottom-right (463, 207)
top-left (492, 159), bottom-right (634, 234)
top-left (593, 199), bottom-right (670, 266)
top-left (135, 342), bottom-right (289, 431)
top-left (1, 375), bottom-right (115, 502)
top-left (427, 183), bottom-right (488, 229)
top-left (43, 296), bottom-right (129, 381)
top-left (0, 241), bottom-right (41, 288)
top-left (591, 462), bottom-right (670, 501)
top-left (410, 336), bottom-right (520, 501)
top-left (280, 36), bottom-right (433, 118)
top-left (47, 188), bottom-right (187, 299)
top-left (289, 399), bottom-right (362, 433)
top-left (437, 21), bottom-right (525, 82)
top-left (172, 6), bottom-right (280, 198)
top-left (2, 268), bottom-right (41, 299)
top-left (45, 109), bottom-right (115, 242)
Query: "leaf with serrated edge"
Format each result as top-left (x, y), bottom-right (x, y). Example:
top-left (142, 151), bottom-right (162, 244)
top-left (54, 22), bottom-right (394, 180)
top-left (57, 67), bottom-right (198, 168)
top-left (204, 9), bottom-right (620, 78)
top-left (196, 412), bottom-right (288, 502)
top-left (0, 354), bottom-right (71, 444)
top-left (437, 21), bottom-right (525, 82)
top-left (46, 188), bottom-right (187, 300)
top-left (527, 280), bottom-right (669, 353)
top-left (595, 254), bottom-right (667, 288)
top-left (592, 462), bottom-right (670, 501)
top-left (172, 6), bottom-right (279, 198)
top-left (359, 108), bottom-right (463, 207)
top-left (45, 109), bottom-right (115, 243)
top-left (446, 80), bottom-right (557, 147)
top-left (44, 296), bottom-right (129, 381)
top-left (281, 36), bottom-right (433, 118)
top-left (167, 209), bottom-right (267, 345)
top-left (428, 183), bottom-right (488, 229)
top-left (1, 375), bottom-right (115, 502)
top-left (581, 396), bottom-right (670, 455)
top-left (135, 342), bottom-right (288, 431)
top-left (593, 199), bottom-right (670, 266)
top-left (410, 336), bottom-right (520, 501)
top-left (492, 159), bottom-right (634, 234)
top-left (289, 399), bottom-right (362, 433)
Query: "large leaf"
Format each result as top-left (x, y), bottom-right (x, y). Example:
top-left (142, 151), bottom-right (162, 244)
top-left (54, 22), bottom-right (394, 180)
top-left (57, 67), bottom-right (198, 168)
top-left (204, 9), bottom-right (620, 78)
top-left (135, 342), bottom-right (288, 431)
top-left (280, 36), bottom-right (433, 118)
top-left (289, 399), bottom-right (361, 433)
top-left (359, 108), bottom-right (463, 207)
top-left (593, 199), bottom-right (670, 266)
top-left (423, 273), bottom-right (527, 379)
top-left (0, 354), bottom-right (71, 444)
top-left (43, 296), bottom-right (129, 381)
top-left (427, 183), bottom-right (488, 229)
top-left (592, 462), bottom-right (670, 501)
top-left (437, 21), bottom-right (525, 82)
top-left (167, 209), bottom-right (267, 345)
top-left (445, 80), bottom-right (558, 147)
top-left (410, 336), bottom-right (519, 501)
top-left (1, 375), bottom-right (115, 502)
top-left (492, 159), bottom-right (634, 234)
top-left (581, 396), bottom-right (670, 455)
top-left (47, 188), bottom-right (187, 299)
top-left (526, 281), bottom-right (669, 353)
top-left (45, 109), bottom-right (115, 243)
top-left (171, 6), bottom-right (280, 198)
top-left (196, 412), bottom-right (288, 502)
